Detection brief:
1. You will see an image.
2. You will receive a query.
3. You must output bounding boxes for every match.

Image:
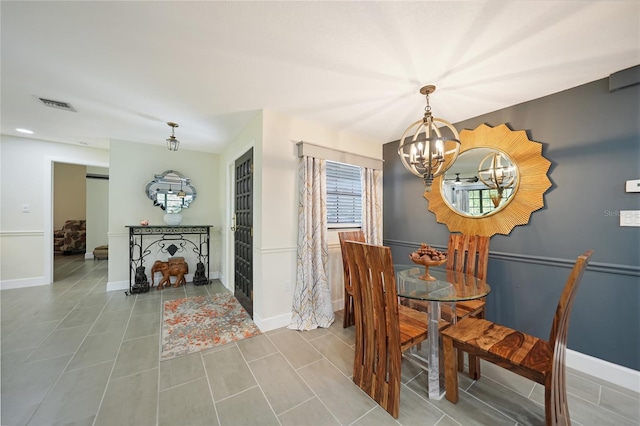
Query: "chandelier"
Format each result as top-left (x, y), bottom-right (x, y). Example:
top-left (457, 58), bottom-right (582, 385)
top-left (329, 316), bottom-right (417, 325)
top-left (398, 85), bottom-right (460, 191)
top-left (478, 151), bottom-right (517, 206)
top-left (166, 122), bottom-right (180, 151)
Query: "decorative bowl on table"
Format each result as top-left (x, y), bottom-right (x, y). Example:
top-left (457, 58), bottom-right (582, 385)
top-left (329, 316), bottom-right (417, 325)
top-left (409, 243), bottom-right (447, 281)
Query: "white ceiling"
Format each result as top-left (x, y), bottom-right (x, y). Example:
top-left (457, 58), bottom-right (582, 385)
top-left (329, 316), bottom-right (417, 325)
top-left (2, 1), bottom-right (638, 153)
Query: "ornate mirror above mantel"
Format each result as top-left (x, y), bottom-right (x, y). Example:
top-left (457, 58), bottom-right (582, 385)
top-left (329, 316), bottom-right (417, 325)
top-left (145, 170), bottom-right (196, 215)
top-left (424, 124), bottom-right (551, 236)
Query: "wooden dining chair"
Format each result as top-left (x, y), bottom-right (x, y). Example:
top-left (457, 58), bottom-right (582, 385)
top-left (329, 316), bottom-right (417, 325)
top-left (412, 233), bottom-right (490, 372)
top-left (445, 233), bottom-right (490, 315)
top-left (442, 250), bottom-right (593, 426)
top-left (339, 231), bottom-right (418, 329)
top-left (343, 240), bottom-right (436, 418)
top-left (338, 230), bottom-right (366, 328)
top-left (447, 234), bottom-right (490, 373)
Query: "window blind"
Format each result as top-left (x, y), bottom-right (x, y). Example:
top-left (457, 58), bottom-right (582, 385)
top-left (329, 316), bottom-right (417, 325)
top-left (326, 160), bottom-right (362, 227)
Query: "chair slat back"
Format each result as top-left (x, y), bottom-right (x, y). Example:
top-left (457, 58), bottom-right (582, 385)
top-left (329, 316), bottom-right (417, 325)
top-left (338, 231), bottom-right (366, 328)
top-left (343, 240), bottom-right (401, 418)
top-left (446, 234), bottom-right (490, 280)
top-left (338, 231), bottom-right (366, 294)
top-left (547, 250), bottom-right (593, 425)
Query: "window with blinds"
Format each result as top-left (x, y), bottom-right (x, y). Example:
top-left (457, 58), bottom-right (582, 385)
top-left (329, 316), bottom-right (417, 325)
top-left (467, 188), bottom-right (514, 215)
top-left (326, 160), bottom-right (362, 228)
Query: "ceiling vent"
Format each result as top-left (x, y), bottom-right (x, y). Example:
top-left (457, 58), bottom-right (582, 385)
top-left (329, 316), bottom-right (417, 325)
top-left (38, 97), bottom-right (76, 112)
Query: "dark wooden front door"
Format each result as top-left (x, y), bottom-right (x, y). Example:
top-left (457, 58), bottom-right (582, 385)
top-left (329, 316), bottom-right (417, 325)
top-left (234, 148), bottom-right (253, 317)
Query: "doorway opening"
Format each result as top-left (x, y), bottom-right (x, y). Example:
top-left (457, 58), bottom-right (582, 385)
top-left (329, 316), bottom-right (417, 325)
top-left (51, 162), bottom-right (109, 283)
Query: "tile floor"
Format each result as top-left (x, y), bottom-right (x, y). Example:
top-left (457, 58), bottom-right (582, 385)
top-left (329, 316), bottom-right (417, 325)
top-left (1, 255), bottom-right (639, 425)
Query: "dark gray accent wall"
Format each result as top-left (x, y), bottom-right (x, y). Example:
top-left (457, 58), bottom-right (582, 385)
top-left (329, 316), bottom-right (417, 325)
top-left (383, 76), bottom-right (640, 370)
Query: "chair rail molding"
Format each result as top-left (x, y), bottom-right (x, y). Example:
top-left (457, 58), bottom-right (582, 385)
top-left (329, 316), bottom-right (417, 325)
top-left (0, 230), bottom-right (44, 236)
top-left (384, 239), bottom-right (639, 277)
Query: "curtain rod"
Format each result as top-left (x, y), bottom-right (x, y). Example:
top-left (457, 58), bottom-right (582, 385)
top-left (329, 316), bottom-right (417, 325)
top-left (296, 141), bottom-right (384, 170)
top-left (296, 141), bottom-right (383, 163)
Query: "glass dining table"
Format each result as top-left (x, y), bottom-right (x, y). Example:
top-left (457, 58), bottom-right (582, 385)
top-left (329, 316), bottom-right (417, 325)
top-left (394, 264), bottom-right (491, 399)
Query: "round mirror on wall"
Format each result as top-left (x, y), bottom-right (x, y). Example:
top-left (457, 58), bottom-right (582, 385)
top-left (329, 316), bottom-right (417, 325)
top-left (441, 148), bottom-right (519, 218)
top-left (423, 123), bottom-right (551, 237)
top-left (145, 170), bottom-right (196, 214)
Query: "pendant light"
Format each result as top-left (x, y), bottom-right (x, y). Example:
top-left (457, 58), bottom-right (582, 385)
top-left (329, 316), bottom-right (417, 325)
top-left (177, 180), bottom-right (186, 198)
top-left (397, 85), bottom-right (460, 191)
top-left (478, 151), bottom-right (517, 205)
top-left (166, 122), bottom-right (180, 151)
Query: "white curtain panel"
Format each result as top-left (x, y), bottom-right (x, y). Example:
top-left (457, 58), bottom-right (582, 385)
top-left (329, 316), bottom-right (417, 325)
top-left (289, 156), bottom-right (335, 331)
top-left (362, 168), bottom-right (382, 245)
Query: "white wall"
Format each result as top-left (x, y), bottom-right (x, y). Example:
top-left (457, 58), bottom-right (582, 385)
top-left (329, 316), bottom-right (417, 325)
top-left (107, 139), bottom-right (220, 291)
top-left (53, 163), bottom-right (86, 230)
top-left (1, 116), bottom-right (381, 322)
top-left (223, 110), bottom-right (382, 330)
top-left (0, 135), bottom-right (109, 289)
top-left (219, 111), bottom-right (262, 291)
top-left (86, 166), bottom-right (109, 257)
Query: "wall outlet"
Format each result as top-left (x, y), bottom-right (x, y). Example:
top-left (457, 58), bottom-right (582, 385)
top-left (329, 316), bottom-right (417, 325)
top-left (626, 179), bottom-right (640, 193)
top-left (21, 204), bottom-right (30, 213)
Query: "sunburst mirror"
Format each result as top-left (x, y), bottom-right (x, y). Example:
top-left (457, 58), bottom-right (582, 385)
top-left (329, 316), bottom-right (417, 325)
top-left (424, 123), bottom-right (551, 236)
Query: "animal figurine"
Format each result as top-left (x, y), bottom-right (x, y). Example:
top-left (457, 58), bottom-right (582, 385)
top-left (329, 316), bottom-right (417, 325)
top-left (151, 259), bottom-right (188, 290)
top-left (193, 261), bottom-right (208, 286)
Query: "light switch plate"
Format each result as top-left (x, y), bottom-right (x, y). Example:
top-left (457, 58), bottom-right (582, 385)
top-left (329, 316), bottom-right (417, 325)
top-left (620, 210), bottom-right (640, 227)
top-left (626, 179), bottom-right (640, 193)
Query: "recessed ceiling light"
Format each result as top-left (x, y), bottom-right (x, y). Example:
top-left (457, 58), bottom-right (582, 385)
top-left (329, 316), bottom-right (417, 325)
top-left (16, 128), bottom-right (34, 134)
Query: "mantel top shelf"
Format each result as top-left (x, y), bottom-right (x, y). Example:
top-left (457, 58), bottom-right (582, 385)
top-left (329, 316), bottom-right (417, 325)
top-left (126, 225), bottom-right (213, 235)
top-left (126, 225), bottom-right (213, 228)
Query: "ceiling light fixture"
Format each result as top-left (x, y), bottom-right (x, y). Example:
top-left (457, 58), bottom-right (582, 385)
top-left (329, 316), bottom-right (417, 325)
top-left (478, 151), bottom-right (517, 206)
top-left (166, 122), bottom-right (180, 151)
top-left (178, 181), bottom-right (186, 198)
top-left (16, 128), bottom-right (34, 134)
top-left (397, 85), bottom-right (460, 191)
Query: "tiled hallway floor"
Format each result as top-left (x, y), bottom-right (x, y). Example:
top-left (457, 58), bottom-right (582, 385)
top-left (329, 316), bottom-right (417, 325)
top-left (1, 255), bottom-right (639, 425)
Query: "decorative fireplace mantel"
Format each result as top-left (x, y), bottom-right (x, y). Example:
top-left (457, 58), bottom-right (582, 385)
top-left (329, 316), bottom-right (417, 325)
top-left (126, 225), bottom-right (212, 294)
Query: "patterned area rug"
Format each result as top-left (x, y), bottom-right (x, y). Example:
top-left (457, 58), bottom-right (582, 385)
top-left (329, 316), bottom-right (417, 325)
top-left (161, 292), bottom-right (261, 360)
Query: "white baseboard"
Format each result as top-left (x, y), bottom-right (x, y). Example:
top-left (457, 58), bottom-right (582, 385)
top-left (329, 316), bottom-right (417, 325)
top-left (0, 276), bottom-right (49, 290)
top-left (332, 298), bottom-right (345, 313)
top-left (106, 280), bottom-right (129, 292)
top-left (253, 311), bottom-right (291, 332)
top-left (85, 253), bottom-right (93, 260)
top-left (567, 349), bottom-right (640, 394)
top-left (254, 299), bottom-right (345, 333)
top-left (217, 272), bottom-right (228, 287)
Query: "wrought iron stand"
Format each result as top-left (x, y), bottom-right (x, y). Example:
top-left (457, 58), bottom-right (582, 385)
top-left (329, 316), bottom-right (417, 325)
top-left (126, 225), bottom-right (212, 295)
